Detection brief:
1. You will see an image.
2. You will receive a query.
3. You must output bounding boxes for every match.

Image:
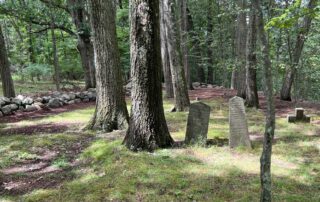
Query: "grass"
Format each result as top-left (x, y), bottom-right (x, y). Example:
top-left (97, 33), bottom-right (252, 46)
top-left (0, 97), bottom-right (319, 201)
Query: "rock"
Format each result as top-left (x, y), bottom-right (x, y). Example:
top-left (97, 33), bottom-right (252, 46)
top-left (74, 99), bottom-right (81, 103)
top-left (0, 111), bottom-right (3, 117)
top-left (47, 98), bottom-right (62, 108)
top-left (11, 98), bottom-right (22, 105)
top-left (25, 105), bottom-right (38, 112)
top-left (8, 104), bottom-right (19, 111)
top-left (1, 105), bottom-right (12, 115)
top-left (192, 82), bottom-right (201, 88)
top-left (35, 97), bottom-right (43, 103)
top-left (88, 88), bottom-right (96, 93)
top-left (22, 97), bottom-right (34, 105)
top-left (61, 94), bottom-right (71, 101)
top-left (69, 93), bottom-right (76, 100)
top-left (185, 102), bottom-right (211, 145)
top-left (33, 102), bottom-right (44, 110)
top-left (200, 84), bottom-right (207, 88)
top-left (68, 100), bottom-right (75, 105)
top-left (83, 98), bottom-right (90, 102)
top-left (75, 92), bottom-right (84, 99)
top-left (87, 92), bottom-right (96, 101)
top-left (229, 96), bottom-right (251, 149)
top-left (0, 97), bottom-right (10, 105)
top-left (52, 91), bottom-right (61, 98)
top-left (0, 99), bottom-right (5, 106)
top-left (287, 108), bottom-right (311, 123)
top-left (42, 96), bottom-right (51, 103)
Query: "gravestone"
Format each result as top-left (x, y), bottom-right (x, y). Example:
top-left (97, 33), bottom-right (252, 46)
top-left (288, 108), bottom-right (311, 123)
top-left (229, 96), bottom-right (251, 148)
top-left (185, 102), bottom-right (211, 145)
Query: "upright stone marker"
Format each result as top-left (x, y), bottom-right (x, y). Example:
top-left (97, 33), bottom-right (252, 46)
top-left (229, 96), bottom-right (251, 148)
top-left (185, 102), bottom-right (211, 145)
top-left (288, 108), bottom-right (311, 123)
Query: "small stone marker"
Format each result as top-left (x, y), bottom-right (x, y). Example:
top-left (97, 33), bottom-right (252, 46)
top-left (185, 102), bottom-right (211, 145)
top-left (288, 108), bottom-right (311, 123)
top-left (229, 96), bottom-right (251, 148)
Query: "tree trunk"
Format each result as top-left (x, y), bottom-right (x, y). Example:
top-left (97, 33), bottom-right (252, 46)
top-left (160, 0), bottom-right (174, 98)
top-left (0, 25), bottom-right (15, 98)
top-left (68, 0), bottom-right (96, 89)
top-left (187, 7), bottom-right (205, 83)
top-left (245, 3), bottom-right (259, 108)
top-left (280, 0), bottom-right (316, 101)
top-left (50, 20), bottom-right (61, 91)
top-left (179, 0), bottom-right (192, 89)
top-left (254, 0), bottom-right (276, 201)
top-left (206, 0), bottom-right (214, 84)
top-left (86, 0), bottom-right (129, 132)
top-left (163, 0), bottom-right (190, 111)
top-left (234, 0), bottom-right (247, 98)
top-left (123, 0), bottom-right (174, 151)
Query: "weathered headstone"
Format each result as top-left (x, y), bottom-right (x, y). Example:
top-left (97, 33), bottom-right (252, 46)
top-left (229, 96), bottom-right (251, 148)
top-left (185, 102), bottom-right (211, 145)
top-left (288, 108), bottom-right (311, 123)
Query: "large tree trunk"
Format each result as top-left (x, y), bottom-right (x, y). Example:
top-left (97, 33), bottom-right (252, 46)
top-left (0, 25), bottom-right (15, 98)
top-left (206, 0), bottom-right (214, 84)
top-left (254, 0), bottom-right (276, 201)
top-left (163, 0), bottom-right (190, 111)
top-left (86, 0), bottom-right (129, 132)
top-left (68, 0), bottom-right (96, 89)
top-left (245, 3), bottom-right (259, 108)
top-left (280, 0), bottom-right (316, 101)
top-left (160, 0), bottom-right (174, 98)
top-left (50, 20), bottom-right (61, 91)
top-left (123, 0), bottom-right (174, 151)
top-left (233, 0), bottom-right (247, 98)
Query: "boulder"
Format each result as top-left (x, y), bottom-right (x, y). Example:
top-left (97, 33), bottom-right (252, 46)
top-left (0, 97), bottom-right (10, 105)
top-left (47, 98), bottom-right (62, 108)
top-left (52, 91), bottom-right (61, 98)
top-left (11, 98), bottom-right (22, 105)
top-left (25, 105), bottom-right (38, 112)
top-left (61, 94), bottom-right (71, 101)
top-left (68, 100), bottom-right (75, 105)
top-left (1, 105), bottom-right (12, 115)
top-left (192, 82), bottom-right (201, 88)
top-left (0, 111), bottom-right (3, 117)
top-left (22, 97), bottom-right (34, 105)
top-left (88, 88), bottom-right (96, 93)
top-left (74, 99), bottom-right (81, 103)
top-left (42, 96), bottom-right (51, 103)
top-left (69, 93), bottom-right (76, 100)
top-left (35, 97), bottom-right (43, 103)
top-left (33, 102), bottom-right (44, 110)
top-left (8, 104), bottom-right (19, 111)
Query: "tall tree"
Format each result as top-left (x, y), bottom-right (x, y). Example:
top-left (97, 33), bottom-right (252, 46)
top-left (50, 17), bottom-right (61, 91)
top-left (245, 2), bottom-right (259, 108)
top-left (67, 0), bottom-right (96, 89)
top-left (86, 0), bottom-right (129, 131)
top-left (123, 0), bottom-right (174, 151)
top-left (280, 0), bottom-right (317, 101)
top-left (163, 0), bottom-right (190, 111)
top-left (0, 24), bottom-right (15, 98)
top-left (233, 0), bottom-right (247, 99)
top-left (254, 0), bottom-right (276, 201)
top-left (206, 0), bottom-right (214, 84)
top-left (160, 0), bottom-right (174, 98)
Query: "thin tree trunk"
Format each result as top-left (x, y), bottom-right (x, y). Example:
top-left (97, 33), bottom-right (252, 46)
top-left (50, 20), bottom-right (61, 91)
top-left (163, 0), bottom-right (190, 111)
top-left (254, 0), bottom-right (276, 201)
top-left (123, 0), bottom-right (174, 151)
top-left (0, 25), bottom-right (15, 98)
top-left (245, 3), bottom-right (259, 108)
top-left (206, 0), bottom-right (214, 84)
top-left (234, 0), bottom-right (247, 98)
top-left (280, 0), bottom-right (316, 101)
top-left (68, 0), bottom-right (96, 89)
top-left (86, 0), bottom-right (129, 131)
top-left (160, 0), bottom-right (174, 98)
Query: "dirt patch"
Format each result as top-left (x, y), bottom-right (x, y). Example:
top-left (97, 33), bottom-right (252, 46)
top-left (0, 123), bottom-right (72, 136)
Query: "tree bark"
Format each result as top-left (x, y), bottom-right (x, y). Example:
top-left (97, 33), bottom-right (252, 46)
top-left (160, 0), bottom-right (174, 98)
top-left (280, 0), bottom-right (316, 101)
top-left (123, 0), bottom-right (174, 151)
top-left (206, 0), bottom-right (214, 84)
top-left (163, 0), bottom-right (190, 111)
top-left (50, 19), bottom-right (61, 91)
top-left (67, 0), bottom-right (96, 89)
top-left (234, 0), bottom-right (247, 98)
top-left (0, 25), bottom-right (15, 98)
top-left (86, 0), bottom-right (129, 132)
top-left (254, 0), bottom-right (276, 201)
top-left (245, 3), bottom-right (259, 108)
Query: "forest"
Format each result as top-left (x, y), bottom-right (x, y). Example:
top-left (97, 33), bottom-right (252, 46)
top-left (0, 0), bottom-right (319, 201)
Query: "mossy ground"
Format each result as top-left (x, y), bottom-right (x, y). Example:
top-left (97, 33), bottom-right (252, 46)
top-left (0, 97), bottom-right (319, 202)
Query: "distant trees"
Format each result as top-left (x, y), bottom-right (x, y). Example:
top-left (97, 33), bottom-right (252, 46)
top-left (124, 0), bottom-right (174, 151)
top-left (0, 24), bottom-right (15, 98)
top-left (86, 0), bottom-right (128, 131)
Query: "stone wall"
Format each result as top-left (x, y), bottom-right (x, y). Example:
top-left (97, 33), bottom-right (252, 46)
top-left (0, 88), bottom-right (96, 117)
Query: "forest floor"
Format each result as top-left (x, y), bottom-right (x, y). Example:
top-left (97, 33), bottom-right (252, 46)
top-left (0, 88), bottom-right (319, 202)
